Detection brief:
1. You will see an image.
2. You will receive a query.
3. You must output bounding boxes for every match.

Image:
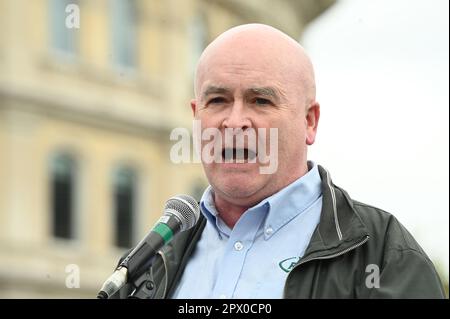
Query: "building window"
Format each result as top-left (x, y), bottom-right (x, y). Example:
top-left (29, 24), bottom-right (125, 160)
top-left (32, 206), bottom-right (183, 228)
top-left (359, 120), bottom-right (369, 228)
top-left (113, 167), bottom-right (136, 248)
top-left (50, 153), bottom-right (77, 239)
top-left (110, 0), bottom-right (137, 69)
top-left (49, 0), bottom-right (78, 56)
top-left (189, 13), bottom-right (208, 74)
top-left (191, 179), bottom-right (207, 202)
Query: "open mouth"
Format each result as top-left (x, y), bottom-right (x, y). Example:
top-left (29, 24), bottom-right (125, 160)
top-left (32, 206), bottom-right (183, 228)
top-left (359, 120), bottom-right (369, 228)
top-left (222, 148), bottom-right (257, 162)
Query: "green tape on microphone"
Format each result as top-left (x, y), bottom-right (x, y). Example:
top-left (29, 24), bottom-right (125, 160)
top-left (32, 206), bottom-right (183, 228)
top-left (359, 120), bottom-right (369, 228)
top-left (153, 223), bottom-right (174, 243)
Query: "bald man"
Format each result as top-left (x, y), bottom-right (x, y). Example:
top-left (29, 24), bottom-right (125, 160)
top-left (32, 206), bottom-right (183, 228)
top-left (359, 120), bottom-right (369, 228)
top-left (113, 24), bottom-right (445, 299)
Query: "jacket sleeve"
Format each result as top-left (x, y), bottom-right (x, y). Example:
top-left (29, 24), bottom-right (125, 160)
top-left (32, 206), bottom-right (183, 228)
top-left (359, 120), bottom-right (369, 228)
top-left (367, 248), bottom-right (446, 298)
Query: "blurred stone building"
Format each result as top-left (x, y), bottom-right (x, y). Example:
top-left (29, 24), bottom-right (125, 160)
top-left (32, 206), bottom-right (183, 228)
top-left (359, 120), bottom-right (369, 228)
top-left (0, 0), bottom-right (334, 298)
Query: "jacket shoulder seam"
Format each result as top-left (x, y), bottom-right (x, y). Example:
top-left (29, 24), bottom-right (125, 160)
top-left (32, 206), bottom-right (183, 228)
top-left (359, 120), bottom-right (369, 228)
top-left (384, 246), bottom-right (425, 255)
top-left (352, 201), bottom-right (422, 252)
top-left (352, 201), bottom-right (392, 216)
top-left (383, 247), bottom-right (438, 274)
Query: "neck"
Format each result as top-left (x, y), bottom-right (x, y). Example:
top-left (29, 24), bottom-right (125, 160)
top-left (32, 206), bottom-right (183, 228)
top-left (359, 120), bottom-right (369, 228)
top-left (213, 161), bottom-right (310, 228)
top-left (213, 195), bottom-right (249, 228)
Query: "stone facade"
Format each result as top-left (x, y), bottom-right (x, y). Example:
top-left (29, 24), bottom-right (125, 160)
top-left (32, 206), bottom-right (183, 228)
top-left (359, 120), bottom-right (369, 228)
top-left (0, 0), bottom-right (334, 298)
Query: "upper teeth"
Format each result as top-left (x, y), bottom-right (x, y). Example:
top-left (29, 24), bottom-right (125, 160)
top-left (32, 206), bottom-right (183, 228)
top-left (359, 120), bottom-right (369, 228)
top-left (223, 148), bottom-right (257, 162)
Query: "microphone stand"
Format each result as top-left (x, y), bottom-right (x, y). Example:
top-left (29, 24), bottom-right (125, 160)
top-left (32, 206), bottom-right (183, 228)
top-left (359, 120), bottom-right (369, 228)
top-left (126, 268), bottom-right (157, 299)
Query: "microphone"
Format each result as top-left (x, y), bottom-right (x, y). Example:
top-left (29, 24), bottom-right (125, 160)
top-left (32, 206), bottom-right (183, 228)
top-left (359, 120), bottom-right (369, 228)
top-left (97, 194), bottom-right (200, 299)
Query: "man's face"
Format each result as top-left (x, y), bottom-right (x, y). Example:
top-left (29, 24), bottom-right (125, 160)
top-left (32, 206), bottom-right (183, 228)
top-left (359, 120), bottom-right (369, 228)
top-left (192, 39), bottom-right (318, 207)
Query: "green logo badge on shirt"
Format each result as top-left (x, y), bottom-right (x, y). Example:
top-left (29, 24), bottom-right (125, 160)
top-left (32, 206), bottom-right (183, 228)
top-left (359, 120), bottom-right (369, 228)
top-left (279, 257), bottom-right (300, 273)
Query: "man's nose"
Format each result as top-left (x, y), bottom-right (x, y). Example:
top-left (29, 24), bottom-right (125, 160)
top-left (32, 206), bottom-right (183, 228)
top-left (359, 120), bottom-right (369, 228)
top-left (222, 102), bottom-right (252, 130)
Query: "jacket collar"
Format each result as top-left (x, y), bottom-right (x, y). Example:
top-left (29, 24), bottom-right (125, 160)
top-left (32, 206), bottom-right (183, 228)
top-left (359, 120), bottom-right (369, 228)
top-left (161, 165), bottom-right (370, 297)
top-left (301, 165), bottom-right (369, 260)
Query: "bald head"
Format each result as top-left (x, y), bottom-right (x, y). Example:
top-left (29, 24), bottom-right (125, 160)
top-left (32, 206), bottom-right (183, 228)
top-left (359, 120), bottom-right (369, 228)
top-left (194, 23), bottom-right (316, 106)
top-left (191, 24), bottom-right (321, 211)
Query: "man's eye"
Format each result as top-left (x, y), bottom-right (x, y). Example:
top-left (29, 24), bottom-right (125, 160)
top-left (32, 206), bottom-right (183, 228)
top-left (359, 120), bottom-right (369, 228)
top-left (209, 97), bottom-right (226, 104)
top-left (254, 98), bottom-right (271, 105)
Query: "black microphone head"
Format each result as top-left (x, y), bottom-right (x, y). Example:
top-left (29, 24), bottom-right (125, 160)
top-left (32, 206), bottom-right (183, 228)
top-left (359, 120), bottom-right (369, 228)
top-left (164, 195), bottom-right (200, 231)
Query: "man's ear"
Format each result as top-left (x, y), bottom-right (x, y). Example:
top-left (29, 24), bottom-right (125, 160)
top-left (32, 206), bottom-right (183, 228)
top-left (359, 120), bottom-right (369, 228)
top-left (306, 102), bottom-right (320, 145)
top-left (190, 99), bottom-right (197, 117)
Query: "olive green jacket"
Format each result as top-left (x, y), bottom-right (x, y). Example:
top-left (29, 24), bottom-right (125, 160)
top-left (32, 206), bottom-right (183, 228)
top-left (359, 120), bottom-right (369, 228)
top-left (113, 165), bottom-right (446, 299)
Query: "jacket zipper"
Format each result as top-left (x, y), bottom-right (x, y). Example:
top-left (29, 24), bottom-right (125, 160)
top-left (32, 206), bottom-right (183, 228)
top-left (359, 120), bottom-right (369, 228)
top-left (283, 235), bottom-right (370, 297)
top-left (324, 167), bottom-right (343, 241)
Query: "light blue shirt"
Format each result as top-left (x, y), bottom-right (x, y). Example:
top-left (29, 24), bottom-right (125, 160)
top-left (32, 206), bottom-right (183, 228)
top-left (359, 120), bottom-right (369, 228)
top-left (172, 162), bottom-right (323, 299)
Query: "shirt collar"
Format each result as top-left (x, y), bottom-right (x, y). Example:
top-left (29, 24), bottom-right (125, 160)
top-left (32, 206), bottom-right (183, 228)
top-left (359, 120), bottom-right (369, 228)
top-left (262, 162), bottom-right (322, 239)
top-left (199, 161), bottom-right (322, 240)
top-left (200, 186), bottom-right (231, 238)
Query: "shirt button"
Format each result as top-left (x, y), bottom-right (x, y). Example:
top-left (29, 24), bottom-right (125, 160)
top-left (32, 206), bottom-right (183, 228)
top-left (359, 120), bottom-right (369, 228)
top-left (234, 241), bottom-right (244, 251)
top-left (265, 227), bottom-right (274, 236)
top-left (219, 294), bottom-right (227, 299)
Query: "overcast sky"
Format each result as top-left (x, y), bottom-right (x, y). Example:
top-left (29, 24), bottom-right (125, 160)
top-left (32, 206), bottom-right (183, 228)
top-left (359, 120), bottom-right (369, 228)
top-left (302, 0), bottom-right (449, 280)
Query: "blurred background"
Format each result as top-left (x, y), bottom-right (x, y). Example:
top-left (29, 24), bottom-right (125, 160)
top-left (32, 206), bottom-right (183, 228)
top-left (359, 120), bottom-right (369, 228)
top-left (0, 0), bottom-right (447, 298)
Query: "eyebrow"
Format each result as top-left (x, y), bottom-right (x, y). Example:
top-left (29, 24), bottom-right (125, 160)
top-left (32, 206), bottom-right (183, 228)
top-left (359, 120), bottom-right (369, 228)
top-left (201, 86), bottom-right (281, 102)
top-left (246, 87), bottom-right (280, 102)
top-left (201, 86), bottom-right (231, 102)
